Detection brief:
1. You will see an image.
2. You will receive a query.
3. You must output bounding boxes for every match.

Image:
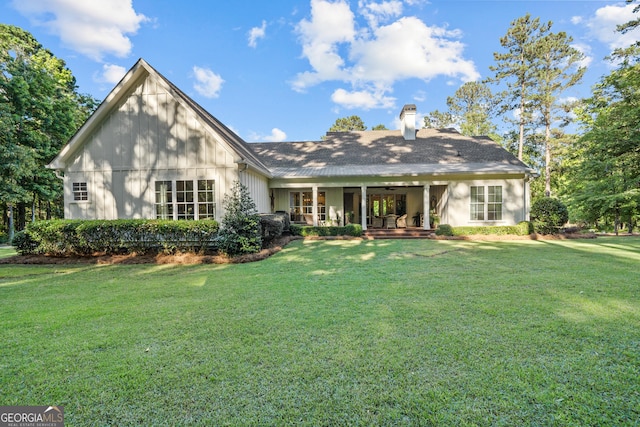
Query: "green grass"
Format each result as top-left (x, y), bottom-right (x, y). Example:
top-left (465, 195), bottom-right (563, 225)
top-left (1, 238), bottom-right (639, 426)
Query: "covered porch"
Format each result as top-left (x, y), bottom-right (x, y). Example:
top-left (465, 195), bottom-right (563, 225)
top-left (273, 184), bottom-right (447, 231)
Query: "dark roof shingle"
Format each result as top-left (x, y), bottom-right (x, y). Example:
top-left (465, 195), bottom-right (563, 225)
top-left (249, 128), bottom-right (533, 177)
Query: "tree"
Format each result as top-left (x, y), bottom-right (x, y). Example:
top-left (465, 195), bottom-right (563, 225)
top-left (569, 43), bottom-right (639, 233)
top-left (0, 25), bottom-right (97, 239)
top-left (372, 124), bottom-right (388, 130)
top-left (446, 81), bottom-right (498, 137)
top-left (423, 109), bottom-right (455, 129)
top-left (217, 181), bottom-right (262, 256)
top-left (532, 31), bottom-right (585, 197)
top-left (488, 14), bottom-right (550, 161)
top-left (328, 115), bottom-right (367, 132)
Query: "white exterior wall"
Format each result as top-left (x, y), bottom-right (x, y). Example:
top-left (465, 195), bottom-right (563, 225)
top-left (63, 74), bottom-right (243, 221)
top-left (240, 169), bottom-right (270, 213)
top-left (447, 178), bottom-right (526, 227)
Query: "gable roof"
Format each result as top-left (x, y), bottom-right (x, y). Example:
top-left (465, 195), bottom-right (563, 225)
top-left (48, 58), bottom-right (271, 176)
top-left (249, 128), bottom-right (536, 178)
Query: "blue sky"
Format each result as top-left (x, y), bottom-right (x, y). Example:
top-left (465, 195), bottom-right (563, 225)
top-left (3, 0), bottom-right (638, 142)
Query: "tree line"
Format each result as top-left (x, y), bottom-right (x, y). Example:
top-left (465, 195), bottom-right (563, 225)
top-left (1, 4), bottom-right (639, 238)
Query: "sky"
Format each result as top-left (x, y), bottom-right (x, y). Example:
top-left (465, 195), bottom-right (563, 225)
top-left (2, 0), bottom-right (639, 142)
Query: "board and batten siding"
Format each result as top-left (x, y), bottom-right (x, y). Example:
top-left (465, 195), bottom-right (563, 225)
top-left (63, 73), bottom-right (243, 221)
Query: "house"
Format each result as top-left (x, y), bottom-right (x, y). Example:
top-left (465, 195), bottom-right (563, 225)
top-left (47, 59), bottom-right (537, 231)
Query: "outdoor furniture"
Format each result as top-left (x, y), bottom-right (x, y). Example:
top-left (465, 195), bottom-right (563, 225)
top-left (372, 217), bottom-right (383, 228)
top-left (396, 214), bottom-right (407, 228)
top-left (303, 214), bottom-right (314, 225)
top-left (385, 214), bottom-right (398, 229)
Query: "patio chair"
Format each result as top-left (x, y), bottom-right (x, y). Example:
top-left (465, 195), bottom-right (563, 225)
top-left (385, 214), bottom-right (398, 229)
top-left (372, 217), bottom-right (383, 228)
top-left (396, 214), bottom-right (407, 228)
top-left (303, 214), bottom-right (314, 225)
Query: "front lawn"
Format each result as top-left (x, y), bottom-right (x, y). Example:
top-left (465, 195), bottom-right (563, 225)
top-left (1, 238), bottom-right (639, 425)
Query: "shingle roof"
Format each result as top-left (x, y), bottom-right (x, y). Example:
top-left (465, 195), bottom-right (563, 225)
top-left (249, 128), bottom-right (534, 178)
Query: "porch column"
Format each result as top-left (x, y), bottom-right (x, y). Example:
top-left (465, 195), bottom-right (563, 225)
top-left (361, 185), bottom-right (367, 231)
top-left (524, 177), bottom-right (531, 221)
top-left (312, 185), bottom-right (318, 226)
top-left (423, 184), bottom-right (430, 230)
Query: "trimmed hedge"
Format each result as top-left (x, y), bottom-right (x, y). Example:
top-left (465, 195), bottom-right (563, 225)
top-left (436, 221), bottom-right (533, 237)
top-left (290, 223), bottom-right (362, 237)
top-left (14, 219), bottom-right (220, 256)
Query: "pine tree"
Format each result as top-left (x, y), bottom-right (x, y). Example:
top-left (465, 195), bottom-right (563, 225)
top-left (532, 31), bottom-right (585, 197)
top-left (217, 181), bottom-right (262, 256)
top-left (488, 14), bottom-right (550, 161)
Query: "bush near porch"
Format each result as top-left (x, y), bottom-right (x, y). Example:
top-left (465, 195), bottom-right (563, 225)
top-left (290, 223), bottom-right (363, 237)
top-left (435, 221), bottom-right (534, 237)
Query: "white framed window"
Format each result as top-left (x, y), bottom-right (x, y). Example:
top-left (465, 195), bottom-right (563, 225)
top-left (72, 182), bottom-right (88, 201)
top-left (289, 191), bottom-right (325, 222)
top-left (155, 179), bottom-right (215, 220)
top-left (470, 185), bottom-right (502, 221)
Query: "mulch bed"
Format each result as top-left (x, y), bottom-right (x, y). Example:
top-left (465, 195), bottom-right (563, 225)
top-left (0, 236), bottom-right (302, 265)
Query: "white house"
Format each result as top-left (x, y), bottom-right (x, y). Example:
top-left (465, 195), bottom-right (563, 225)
top-left (48, 59), bottom-right (537, 231)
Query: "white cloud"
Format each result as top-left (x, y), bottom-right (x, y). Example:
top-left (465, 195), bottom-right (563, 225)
top-left (331, 87), bottom-right (395, 109)
top-left (192, 66), bottom-right (224, 98)
top-left (248, 20), bottom-right (267, 48)
top-left (264, 128), bottom-right (287, 142)
top-left (293, 0), bottom-right (478, 109)
top-left (350, 17), bottom-right (479, 83)
top-left (582, 3), bottom-right (640, 50)
top-left (359, 0), bottom-right (403, 28)
top-left (293, 0), bottom-right (356, 91)
top-left (95, 64), bottom-right (127, 85)
top-left (11, 0), bottom-right (148, 61)
top-left (248, 128), bottom-right (288, 142)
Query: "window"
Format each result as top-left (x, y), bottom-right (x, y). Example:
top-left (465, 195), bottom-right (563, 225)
top-left (155, 179), bottom-right (215, 220)
top-left (197, 180), bottom-right (215, 219)
top-left (289, 191), bottom-right (325, 222)
top-left (155, 181), bottom-right (173, 219)
top-left (487, 186), bottom-right (503, 221)
top-left (176, 180), bottom-right (194, 220)
top-left (470, 185), bottom-right (502, 221)
top-left (72, 182), bottom-right (88, 201)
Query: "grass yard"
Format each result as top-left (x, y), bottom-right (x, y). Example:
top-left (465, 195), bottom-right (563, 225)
top-left (1, 237), bottom-right (639, 426)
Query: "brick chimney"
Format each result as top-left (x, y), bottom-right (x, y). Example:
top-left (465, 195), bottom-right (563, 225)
top-left (400, 104), bottom-right (416, 140)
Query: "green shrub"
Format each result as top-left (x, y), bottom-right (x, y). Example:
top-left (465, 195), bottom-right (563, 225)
top-left (289, 224), bottom-right (303, 236)
top-left (14, 219), bottom-right (219, 256)
top-left (531, 198), bottom-right (569, 234)
top-left (294, 224), bottom-right (363, 237)
top-left (259, 214), bottom-right (285, 246)
top-left (435, 224), bottom-right (454, 236)
top-left (448, 221), bottom-right (533, 236)
top-left (217, 181), bottom-right (262, 256)
top-left (11, 230), bottom-right (38, 255)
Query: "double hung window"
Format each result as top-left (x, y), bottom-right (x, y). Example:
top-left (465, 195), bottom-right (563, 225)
top-left (470, 185), bottom-right (502, 221)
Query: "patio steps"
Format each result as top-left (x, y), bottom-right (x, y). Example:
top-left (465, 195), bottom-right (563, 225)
top-left (363, 228), bottom-right (435, 240)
